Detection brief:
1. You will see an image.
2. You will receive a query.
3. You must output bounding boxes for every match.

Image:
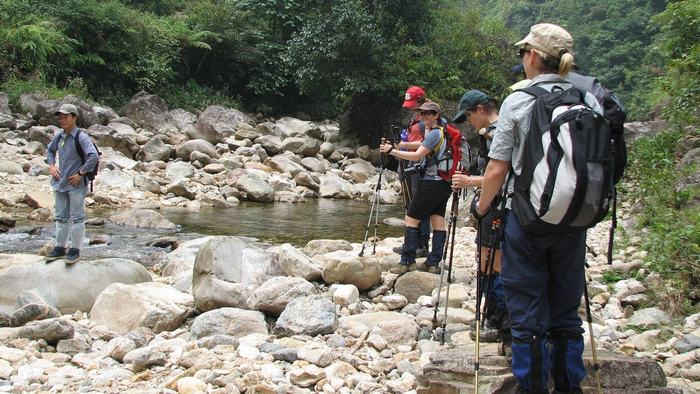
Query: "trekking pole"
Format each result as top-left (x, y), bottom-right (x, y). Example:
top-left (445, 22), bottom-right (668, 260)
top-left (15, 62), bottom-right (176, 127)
top-left (480, 216), bottom-right (501, 328)
top-left (583, 265), bottom-right (602, 394)
top-left (432, 189), bottom-right (460, 342)
top-left (474, 215), bottom-right (483, 394)
top-left (440, 189), bottom-right (460, 344)
top-left (432, 193), bottom-right (456, 339)
top-left (359, 138), bottom-right (385, 257)
top-left (371, 147), bottom-right (386, 255)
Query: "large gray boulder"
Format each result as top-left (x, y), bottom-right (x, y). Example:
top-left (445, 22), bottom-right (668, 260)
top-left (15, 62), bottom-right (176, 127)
top-left (161, 237), bottom-right (214, 277)
top-left (190, 307), bottom-right (267, 339)
top-left (319, 174), bottom-right (353, 199)
top-left (86, 124), bottom-right (140, 158)
top-left (170, 108), bottom-right (197, 136)
top-left (627, 308), bottom-right (671, 329)
top-left (275, 117), bottom-right (314, 138)
top-left (255, 135), bottom-right (284, 155)
top-left (0, 114), bottom-right (16, 130)
top-left (35, 96), bottom-right (99, 128)
top-left (124, 92), bottom-right (178, 134)
top-left (136, 136), bottom-right (171, 162)
top-left (91, 282), bottom-right (194, 334)
top-left (192, 237), bottom-right (282, 311)
top-left (275, 295), bottom-right (337, 336)
top-left (342, 160), bottom-right (375, 183)
top-left (175, 139), bottom-right (218, 161)
top-left (319, 251), bottom-right (381, 291)
top-left (233, 173), bottom-right (274, 202)
top-left (92, 105), bottom-right (119, 125)
top-left (283, 137), bottom-right (321, 157)
top-left (0, 256), bottom-right (152, 315)
top-left (248, 276), bottom-right (318, 317)
top-left (269, 244), bottom-right (322, 281)
top-left (394, 271), bottom-right (441, 304)
top-left (109, 209), bottom-right (177, 230)
top-left (268, 152), bottom-right (305, 176)
top-left (165, 161), bottom-right (195, 183)
top-left (303, 239), bottom-right (353, 256)
top-left (19, 93), bottom-right (44, 113)
top-left (95, 169), bottom-right (135, 189)
top-left (0, 161), bottom-right (23, 175)
top-left (0, 92), bottom-right (10, 115)
top-left (194, 105), bottom-right (251, 144)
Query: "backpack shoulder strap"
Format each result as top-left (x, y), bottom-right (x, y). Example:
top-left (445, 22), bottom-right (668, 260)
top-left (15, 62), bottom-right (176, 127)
top-left (74, 128), bottom-right (86, 163)
top-left (516, 85), bottom-right (549, 98)
top-left (432, 126), bottom-right (446, 156)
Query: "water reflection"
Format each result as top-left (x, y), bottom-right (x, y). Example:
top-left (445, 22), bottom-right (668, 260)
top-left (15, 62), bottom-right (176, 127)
top-left (160, 199), bottom-right (405, 245)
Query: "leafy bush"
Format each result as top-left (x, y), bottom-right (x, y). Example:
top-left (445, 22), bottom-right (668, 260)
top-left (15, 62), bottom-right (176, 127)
top-left (1, 75), bottom-right (91, 111)
top-left (158, 80), bottom-right (240, 113)
top-left (626, 130), bottom-right (700, 315)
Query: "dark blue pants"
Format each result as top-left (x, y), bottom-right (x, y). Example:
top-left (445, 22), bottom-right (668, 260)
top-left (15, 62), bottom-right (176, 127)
top-left (501, 210), bottom-right (587, 392)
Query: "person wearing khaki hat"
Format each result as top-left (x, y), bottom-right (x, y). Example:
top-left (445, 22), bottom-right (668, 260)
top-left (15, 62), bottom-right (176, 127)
top-left (46, 103), bottom-right (99, 263)
top-left (471, 23), bottom-right (603, 394)
top-left (379, 100), bottom-right (452, 275)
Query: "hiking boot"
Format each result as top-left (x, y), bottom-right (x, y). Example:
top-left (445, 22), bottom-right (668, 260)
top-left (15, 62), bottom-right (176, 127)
top-left (418, 263), bottom-right (441, 274)
top-left (390, 263), bottom-right (415, 275)
top-left (65, 248), bottom-right (80, 264)
top-left (469, 322), bottom-right (500, 342)
top-left (46, 247), bottom-right (66, 262)
top-left (392, 245), bottom-right (403, 254)
top-left (426, 264), bottom-right (440, 274)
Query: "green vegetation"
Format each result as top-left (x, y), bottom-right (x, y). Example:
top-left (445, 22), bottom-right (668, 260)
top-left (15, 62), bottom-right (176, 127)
top-left (601, 270), bottom-right (625, 285)
top-left (622, 0), bottom-right (700, 315)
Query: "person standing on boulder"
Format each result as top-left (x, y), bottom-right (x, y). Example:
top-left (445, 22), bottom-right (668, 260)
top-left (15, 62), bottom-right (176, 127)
top-left (46, 104), bottom-right (98, 263)
top-left (393, 85), bottom-right (432, 258)
top-left (451, 90), bottom-right (511, 353)
top-left (472, 24), bottom-right (602, 393)
top-left (380, 101), bottom-right (452, 275)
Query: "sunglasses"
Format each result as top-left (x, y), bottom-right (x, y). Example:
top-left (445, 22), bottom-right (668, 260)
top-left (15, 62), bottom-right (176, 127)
top-left (519, 47), bottom-right (531, 59)
top-left (419, 110), bottom-right (437, 116)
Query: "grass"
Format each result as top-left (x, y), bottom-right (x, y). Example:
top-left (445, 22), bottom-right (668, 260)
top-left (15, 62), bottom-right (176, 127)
top-left (625, 127), bottom-right (700, 316)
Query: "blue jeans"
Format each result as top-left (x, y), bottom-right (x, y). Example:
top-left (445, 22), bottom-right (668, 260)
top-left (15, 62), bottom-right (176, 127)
top-left (501, 210), bottom-right (586, 391)
top-left (54, 188), bottom-right (87, 249)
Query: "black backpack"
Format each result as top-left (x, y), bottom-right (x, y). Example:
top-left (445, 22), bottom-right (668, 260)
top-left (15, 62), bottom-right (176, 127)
top-left (567, 72), bottom-right (627, 183)
top-left (512, 84), bottom-right (613, 236)
top-left (74, 128), bottom-right (101, 192)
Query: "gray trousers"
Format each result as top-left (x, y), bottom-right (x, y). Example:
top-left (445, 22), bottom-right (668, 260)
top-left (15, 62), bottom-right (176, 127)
top-left (54, 188), bottom-right (87, 250)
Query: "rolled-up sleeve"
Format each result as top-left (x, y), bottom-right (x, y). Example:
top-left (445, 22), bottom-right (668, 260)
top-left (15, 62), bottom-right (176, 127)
top-left (488, 95), bottom-right (518, 162)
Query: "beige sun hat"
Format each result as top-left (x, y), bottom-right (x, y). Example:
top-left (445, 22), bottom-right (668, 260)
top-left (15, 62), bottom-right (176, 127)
top-left (515, 23), bottom-right (573, 59)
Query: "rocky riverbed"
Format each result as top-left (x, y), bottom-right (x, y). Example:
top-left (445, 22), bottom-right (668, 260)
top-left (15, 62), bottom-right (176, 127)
top-left (0, 92), bottom-right (698, 393)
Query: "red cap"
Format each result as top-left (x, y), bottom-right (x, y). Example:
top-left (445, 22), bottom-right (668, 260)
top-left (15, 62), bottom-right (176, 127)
top-left (402, 86), bottom-right (426, 108)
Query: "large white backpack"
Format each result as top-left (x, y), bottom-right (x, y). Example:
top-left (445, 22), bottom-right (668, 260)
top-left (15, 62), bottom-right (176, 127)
top-left (512, 83), bottom-right (614, 235)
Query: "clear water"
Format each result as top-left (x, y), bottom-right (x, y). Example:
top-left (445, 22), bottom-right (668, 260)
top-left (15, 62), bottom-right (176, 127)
top-left (0, 200), bottom-right (406, 261)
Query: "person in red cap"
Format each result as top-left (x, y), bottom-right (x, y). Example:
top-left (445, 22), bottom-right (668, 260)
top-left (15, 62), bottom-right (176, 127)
top-left (394, 86), bottom-right (431, 257)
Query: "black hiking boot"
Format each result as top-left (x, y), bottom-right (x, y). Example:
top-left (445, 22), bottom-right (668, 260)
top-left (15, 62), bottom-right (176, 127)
top-left (65, 248), bottom-right (80, 264)
top-left (46, 247), bottom-right (66, 262)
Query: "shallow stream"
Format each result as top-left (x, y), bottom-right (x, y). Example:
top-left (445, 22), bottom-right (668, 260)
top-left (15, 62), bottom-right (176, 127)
top-left (0, 199), bottom-right (406, 261)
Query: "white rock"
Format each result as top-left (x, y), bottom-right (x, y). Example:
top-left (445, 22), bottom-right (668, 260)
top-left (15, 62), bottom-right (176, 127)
top-left (177, 376), bottom-right (207, 394)
top-left (333, 284), bottom-right (359, 307)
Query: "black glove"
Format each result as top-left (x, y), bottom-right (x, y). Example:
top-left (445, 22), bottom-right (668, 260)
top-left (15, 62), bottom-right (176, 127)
top-left (470, 192), bottom-right (489, 221)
